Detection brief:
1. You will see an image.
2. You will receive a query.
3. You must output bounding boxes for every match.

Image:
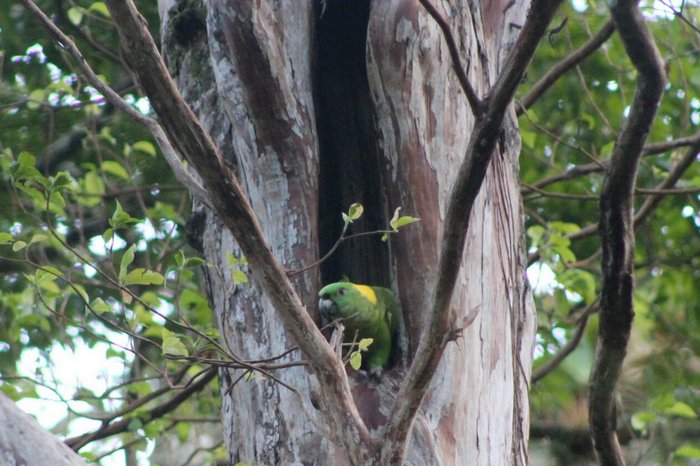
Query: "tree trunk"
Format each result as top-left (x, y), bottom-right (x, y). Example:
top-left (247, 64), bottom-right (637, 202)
top-left (0, 393), bottom-right (87, 465)
top-left (160, 0), bottom-right (534, 464)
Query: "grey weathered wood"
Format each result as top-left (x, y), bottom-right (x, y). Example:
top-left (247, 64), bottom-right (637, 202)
top-left (0, 393), bottom-right (87, 466)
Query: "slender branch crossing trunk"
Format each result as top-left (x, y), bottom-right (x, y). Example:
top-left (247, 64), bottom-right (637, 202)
top-left (159, 0), bottom-right (535, 463)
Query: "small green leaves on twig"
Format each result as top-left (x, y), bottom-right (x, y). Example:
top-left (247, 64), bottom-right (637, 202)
top-left (348, 338), bottom-right (374, 370)
top-left (227, 251), bottom-right (249, 284)
top-left (341, 202), bottom-right (364, 231)
top-left (162, 327), bottom-right (189, 357)
top-left (382, 207), bottom-right (420, 242)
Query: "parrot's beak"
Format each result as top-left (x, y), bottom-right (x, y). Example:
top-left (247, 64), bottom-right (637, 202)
top-left (318, 294), bottom-right (336, 320)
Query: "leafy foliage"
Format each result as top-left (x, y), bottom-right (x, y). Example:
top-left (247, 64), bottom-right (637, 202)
top-left (3, 0), bottom-right (700, 464)
top-left (522, 1), bottom-right (700, 462)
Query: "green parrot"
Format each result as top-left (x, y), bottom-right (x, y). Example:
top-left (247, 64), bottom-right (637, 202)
top-left (318, 281), bottom-right (398, 375)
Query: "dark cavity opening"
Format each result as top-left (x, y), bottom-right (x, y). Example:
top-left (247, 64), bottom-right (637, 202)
top-left (315, 0), bottom-right (389, 288)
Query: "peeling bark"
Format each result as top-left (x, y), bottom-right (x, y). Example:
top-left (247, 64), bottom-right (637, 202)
top-left (156, 0), bottom-right (537, 463)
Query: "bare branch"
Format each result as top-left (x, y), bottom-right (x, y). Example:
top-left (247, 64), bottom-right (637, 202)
top-left (531, 303), bottom-right (595, 384)
top-left (65, 367), bottom-right (217, 450)
top-left (20, 0), bottom-right (213, 211)
top-left (381, 1), bottom-right (565, 461)
top-left (588, 1), bottom-right (666, 464)
top-left (518, 20), bottom-right (615, 114)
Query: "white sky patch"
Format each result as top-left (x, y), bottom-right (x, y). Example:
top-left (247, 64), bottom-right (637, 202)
top-left (527, 262), bottom-right (557, 295)
top-left (89, 233), bottom-right (127, 256)
top-left (571, 0), bottom-right (588, 12)
top-left (15, 328), bottom-right (154, 465)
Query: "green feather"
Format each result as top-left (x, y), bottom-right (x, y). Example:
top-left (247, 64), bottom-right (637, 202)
top-left (318, 281), bottom-right (398, 374)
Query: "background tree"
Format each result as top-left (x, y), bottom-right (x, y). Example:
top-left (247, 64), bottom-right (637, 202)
top-left (1, 1), bottom-right (699, 465)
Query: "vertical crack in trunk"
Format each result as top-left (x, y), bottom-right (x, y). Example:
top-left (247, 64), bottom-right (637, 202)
top-left (315, 0), bottom-right (390, 288)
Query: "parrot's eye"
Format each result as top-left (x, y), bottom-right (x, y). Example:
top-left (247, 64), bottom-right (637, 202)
top-left (338, 288), bottom-right (346, 296)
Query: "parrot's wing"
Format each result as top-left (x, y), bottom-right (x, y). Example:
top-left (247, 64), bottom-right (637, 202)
top-left (374, 287), bottom-right (397, 333)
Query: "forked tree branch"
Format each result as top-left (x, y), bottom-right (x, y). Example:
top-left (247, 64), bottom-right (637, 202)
top-left (518, 20), bottom-right (615, 115)
top-left (588, 1), bottom-right (665, 464)
top-left (380, 1), bottom-right (565, 462)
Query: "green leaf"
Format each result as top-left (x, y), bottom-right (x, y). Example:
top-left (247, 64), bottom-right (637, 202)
top-left (50, 171), bottom-right (74, 191)
top-left (133, 140), bottom-right (157, 157)
top-left (388, 207), bottom-right (419, 231)
top-left (12, 241), bottom-right (27, 252)
top-left (88, 2), bottom-right (110, 17)
top-left (349, 351), bottom-right (362, 370)
top-left (175, 251), bottom-right (185, 268)
top-left (389, 207), bottom-right (401, 229)
top-left (631, 410), bottom-right (657, 432)
top-left (347, 202), bottom-right (364, 221)
top-left (27, 89), bottom-right (45, 110)
top-left (119, 244), bottom-right (137, 283)
top-left (0, 233), bottom-right (12, 245)
top-left (129, 381), bottom-right (152, 396)
top-left (357, 338), bottom-right (374, 351)
top-left (13, 152), bottom-right (41, 181)
top-left (29, 234), bottom-right (48, 245)
top-left (393, 215), bottom-right (420, 230)
top-left (133, 304), bottom-right (154, 326)
top-left (34, 266), bottom-right (63, 286)
top-left (227, 252), bottom-right (247, 266)
top-left (67, 7), bottom-right (83, 25)
top-left (550, 221), bottom-right (581, 235)
top-left (665, 401), bottom-right (697, 418)
top-left (231, 269), bottom-right (248, 284)
top-left (90, 298), bottom-right (112, 313)
top-left (84, 171), bottom-right (105, 195)
top-left (162, 329), bottom-right (188, 357)
top-left (675, 444), bottom-right (700, 459)
top-left (101, 161), bottom-right (129, 180)
top-left (102, 228), bottom-right (114, 243)
top-left (78, 171), bottom-right (105, 206)
top-left (123, 268), bottom-right (164, 286)
top-left (72, 284), bottom-right (89, 303)
top-left (185, 257), bottom-right (206, 267)
top-left (110, 200), bottom-right (138, 229)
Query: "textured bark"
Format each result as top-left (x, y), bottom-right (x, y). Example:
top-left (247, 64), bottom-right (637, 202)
top-left (159, 0), bottom-right (534, 464)
top-left (368, 2), bottom-right (536, 463)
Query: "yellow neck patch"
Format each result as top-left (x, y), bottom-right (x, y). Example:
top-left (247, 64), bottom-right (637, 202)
top-left (353, 284), bottom-right (377, 305)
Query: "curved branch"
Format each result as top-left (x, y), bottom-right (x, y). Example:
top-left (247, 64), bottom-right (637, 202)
top-left (588, 1), bottom-right (666, 464)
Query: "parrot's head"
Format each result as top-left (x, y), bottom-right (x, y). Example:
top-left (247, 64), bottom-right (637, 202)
top-left (318, 281), bottom-right (376, 321)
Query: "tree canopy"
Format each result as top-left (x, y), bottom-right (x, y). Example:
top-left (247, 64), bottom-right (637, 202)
top-left (1, 0), bottom-right (700, 464)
